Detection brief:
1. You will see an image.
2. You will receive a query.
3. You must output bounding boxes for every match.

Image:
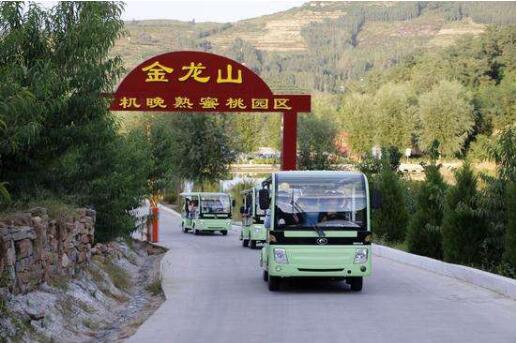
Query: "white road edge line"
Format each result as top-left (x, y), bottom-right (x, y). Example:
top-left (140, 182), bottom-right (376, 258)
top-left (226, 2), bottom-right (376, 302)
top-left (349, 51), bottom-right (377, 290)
top-left (373, 244), bottom-right (516, 300)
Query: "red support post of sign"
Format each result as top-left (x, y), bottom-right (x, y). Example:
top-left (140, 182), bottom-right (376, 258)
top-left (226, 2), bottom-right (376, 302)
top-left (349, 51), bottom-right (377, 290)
top-left (281, 111), bottom-right (298, 171)
top-left (152, 207), bottom-right (159, 243)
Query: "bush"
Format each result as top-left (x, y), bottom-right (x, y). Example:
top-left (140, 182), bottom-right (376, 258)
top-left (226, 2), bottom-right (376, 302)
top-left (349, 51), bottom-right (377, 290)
top-left (406, 164), bottom-right (447, 259)
top-left (372, 165), bottom-right (408, 242)
top-left (502, 181), bottom-right (516, 277)
top-left (442, 163), bottom-right (487, 266)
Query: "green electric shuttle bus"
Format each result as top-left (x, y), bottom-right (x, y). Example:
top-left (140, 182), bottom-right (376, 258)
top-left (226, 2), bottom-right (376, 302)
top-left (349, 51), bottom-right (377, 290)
top-left (259, 171), bottom-right (377, 292)
top-left (239, 187), bottom-right (267, 249)
top-left (180, 192), bottom-right (233, 235)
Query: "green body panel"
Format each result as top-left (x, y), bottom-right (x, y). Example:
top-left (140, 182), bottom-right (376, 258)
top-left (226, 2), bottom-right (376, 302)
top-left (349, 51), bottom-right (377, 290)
top-left (263, 245), bottom-right (371, 278)
top-left (240, 187), bottom-right (266, 242)
top-left (241, 225), bottom-right (251, 240)
top-left (249, 224), bottom-right (267, 242)
top-left (192, 218), bottom-right (231, 231)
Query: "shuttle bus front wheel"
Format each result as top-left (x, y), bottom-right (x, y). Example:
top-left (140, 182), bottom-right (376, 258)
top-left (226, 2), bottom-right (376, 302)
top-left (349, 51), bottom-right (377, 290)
top-left (348, 277), bottom-right (363, 292)
top-left (268, 274), bottom-right (280, 291)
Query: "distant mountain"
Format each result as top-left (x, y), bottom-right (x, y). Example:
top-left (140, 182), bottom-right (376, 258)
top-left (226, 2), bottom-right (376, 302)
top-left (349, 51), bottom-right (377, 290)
top-left (111, 1), bottom-right (515, 93)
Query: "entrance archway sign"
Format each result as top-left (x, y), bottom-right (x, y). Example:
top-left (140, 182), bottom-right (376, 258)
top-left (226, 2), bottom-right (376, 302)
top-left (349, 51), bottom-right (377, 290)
top-left (109, 51), bottom-right (311, 170)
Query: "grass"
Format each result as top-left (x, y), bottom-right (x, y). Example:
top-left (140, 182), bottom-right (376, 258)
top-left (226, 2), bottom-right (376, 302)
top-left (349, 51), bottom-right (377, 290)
top-left (0, 197), bottom-right (78, 222)
top-left (374, 236), bottom-right (409, 252)
top-left (48, 274), bottom-right (70, 291)
top-left (82, 318), bottom-right (101, 330)
top-left (145, 279), bottom-right (163, 296)
top-left (101, 259), bottom-right (131, 292)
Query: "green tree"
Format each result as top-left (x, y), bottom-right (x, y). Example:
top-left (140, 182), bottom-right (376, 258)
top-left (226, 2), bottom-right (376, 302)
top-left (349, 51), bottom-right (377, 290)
top-left (372, 161), bottom-right (409, 242)
top-left (417, 80), bottom-right (474, 157)
top-left (172, 114), bottom-right (236, 185)
top-left (340, 92), bottom-right (375, 154)
top-left (374, 82), bottom-right (416, 150)
top-left (479, 127), bottom-right (516, 276)
top-left (297, 115), bottom-right (337, 170)
top-left (0, 2), bottom-right (153, 241)
top-left (406, 164), bottom-right (447, 259)
top-left (442, 163), bottom-right (486, 266)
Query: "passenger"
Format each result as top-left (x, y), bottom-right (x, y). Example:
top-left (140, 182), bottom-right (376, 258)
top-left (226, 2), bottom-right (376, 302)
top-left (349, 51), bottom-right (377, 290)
top-left (319, 197), bottom-right (348, 222)
top-left (188, 200), bottom-right (198, 219)
top-left (275, 203), bottom-right (300, 227)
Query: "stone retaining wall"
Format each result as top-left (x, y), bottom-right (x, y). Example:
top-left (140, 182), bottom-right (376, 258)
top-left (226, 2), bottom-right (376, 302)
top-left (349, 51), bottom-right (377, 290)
top-left (0, 207), bottom-right (95, 294)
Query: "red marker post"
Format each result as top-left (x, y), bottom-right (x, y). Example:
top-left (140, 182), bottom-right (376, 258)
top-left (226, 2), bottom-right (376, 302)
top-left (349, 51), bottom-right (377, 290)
top-left (152, 206), bottom-right (159, 242)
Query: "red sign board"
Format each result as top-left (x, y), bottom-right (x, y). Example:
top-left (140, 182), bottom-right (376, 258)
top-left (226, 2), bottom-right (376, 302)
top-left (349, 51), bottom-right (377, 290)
top-left (110, 51), bottom-right (310, 113)
top-left (108, 50), bottom-right (311, 170)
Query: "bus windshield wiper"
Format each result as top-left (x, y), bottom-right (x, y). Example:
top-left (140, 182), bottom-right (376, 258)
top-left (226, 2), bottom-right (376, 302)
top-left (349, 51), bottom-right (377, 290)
top-left (289, 195), bottom-right (325, 238)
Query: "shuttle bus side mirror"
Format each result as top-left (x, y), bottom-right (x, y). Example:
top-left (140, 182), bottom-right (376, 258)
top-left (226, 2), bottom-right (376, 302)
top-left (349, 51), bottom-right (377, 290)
top-left (258, 189), bottom-right (270, 210)
top-left (371, 189), bottom-right (382, 209)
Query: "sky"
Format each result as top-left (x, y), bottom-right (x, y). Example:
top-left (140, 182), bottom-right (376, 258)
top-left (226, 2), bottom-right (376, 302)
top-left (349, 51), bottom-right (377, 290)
top-left (121, 0), bottom-right (307, 22)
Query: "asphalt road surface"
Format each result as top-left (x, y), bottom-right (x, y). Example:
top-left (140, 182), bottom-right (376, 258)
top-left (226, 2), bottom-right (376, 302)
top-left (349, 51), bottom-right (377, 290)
top-left (126, 208), bottom-right (515, 343)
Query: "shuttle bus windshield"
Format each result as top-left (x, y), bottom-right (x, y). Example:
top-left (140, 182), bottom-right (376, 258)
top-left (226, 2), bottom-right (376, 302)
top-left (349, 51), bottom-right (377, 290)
top-left (274, 174), bottom-right (367, 230)
top-left (200, 194), bottom-right (231, 214)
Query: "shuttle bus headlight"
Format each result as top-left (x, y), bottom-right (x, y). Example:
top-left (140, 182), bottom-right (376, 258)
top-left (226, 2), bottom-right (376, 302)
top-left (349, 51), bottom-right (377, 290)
top-left (273, 248), bottom-right (288, 264)
top-left (354, 248), bottom-right (368, 264)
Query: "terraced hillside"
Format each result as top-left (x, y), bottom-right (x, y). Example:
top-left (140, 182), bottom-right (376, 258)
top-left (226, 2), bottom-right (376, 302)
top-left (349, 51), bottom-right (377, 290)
top-left (111, 1), bottom-right (515, 92)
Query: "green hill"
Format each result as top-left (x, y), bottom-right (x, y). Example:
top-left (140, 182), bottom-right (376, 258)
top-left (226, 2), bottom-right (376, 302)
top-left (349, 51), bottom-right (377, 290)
top-left (111, 1), bottom-right (515, 92)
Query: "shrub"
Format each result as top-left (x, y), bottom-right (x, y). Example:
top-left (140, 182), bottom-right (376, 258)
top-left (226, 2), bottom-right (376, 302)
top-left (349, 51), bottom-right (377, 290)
top-left (372, 165), bottom-right (408, 242)
top-left (442, 163), bottom-right (487, 266)
top-left (502, 181), bottom-right (516, 277)
top-left (406, 164), bottom-right (447, 259)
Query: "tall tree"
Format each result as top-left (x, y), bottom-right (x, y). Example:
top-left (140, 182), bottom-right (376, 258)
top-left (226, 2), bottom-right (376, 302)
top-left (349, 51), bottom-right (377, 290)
top-left (0, 2), bottom-right (154, 241)
top-left (374, 82), bottom-right (416, 150)
top-left (371, 161), bottom-right (409, 242)
top-left (172, 114), bottom-right (236, 186)
top-left (297, 115), bottom-right (338, 170)
top-left (417, 80), bottom-right (474, 157)
top-left (442, 163), bottom-right (487, 266)
top-left (340, 92), bottom-right (375, 154)
top-left (406, 164), bottom-right (447, 259)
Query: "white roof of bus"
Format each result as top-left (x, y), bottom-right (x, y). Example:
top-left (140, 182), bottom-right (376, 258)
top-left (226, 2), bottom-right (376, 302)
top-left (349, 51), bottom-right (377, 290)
top-left (180, 192), bottom-right (230, 197)
top-left (274, 170), bottom-right (364, 177)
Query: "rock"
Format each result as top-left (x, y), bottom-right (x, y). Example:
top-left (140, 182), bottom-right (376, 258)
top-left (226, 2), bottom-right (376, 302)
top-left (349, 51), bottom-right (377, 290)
top-left (25, 307), bottom-right (45, 320)
top-left (81, 235), bottom-right (90, 244)
top-left (16, 239), bottom-right (33, 258)
top-left (6, 226), bottom-right (36, 241)
top-left (61, 254), bottom-right (70, 268)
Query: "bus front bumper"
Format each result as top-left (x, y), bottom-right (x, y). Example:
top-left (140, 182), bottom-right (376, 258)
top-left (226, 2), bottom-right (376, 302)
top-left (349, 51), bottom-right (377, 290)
top-left (267, 245), bottom-right (371, 278)
top-left (196, 219), bottom-right (232, 231)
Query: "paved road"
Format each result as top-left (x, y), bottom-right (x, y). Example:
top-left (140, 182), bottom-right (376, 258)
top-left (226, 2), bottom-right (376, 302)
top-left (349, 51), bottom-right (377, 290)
top-left (127, 208), bottom-right (515, 343)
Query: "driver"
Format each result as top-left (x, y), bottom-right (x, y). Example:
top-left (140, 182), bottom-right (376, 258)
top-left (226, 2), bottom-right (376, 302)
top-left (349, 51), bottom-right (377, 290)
top-left (319, 197), bottom-right (348, 222)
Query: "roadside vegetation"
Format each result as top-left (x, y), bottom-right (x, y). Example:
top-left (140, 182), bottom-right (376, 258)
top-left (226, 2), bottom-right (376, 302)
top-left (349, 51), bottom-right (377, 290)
top-left (365, 135), bottom-right (515, 278)
top-left (0, 2), bottom-right (237, 241)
